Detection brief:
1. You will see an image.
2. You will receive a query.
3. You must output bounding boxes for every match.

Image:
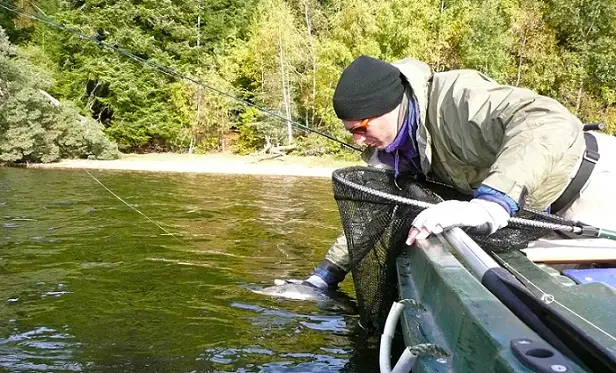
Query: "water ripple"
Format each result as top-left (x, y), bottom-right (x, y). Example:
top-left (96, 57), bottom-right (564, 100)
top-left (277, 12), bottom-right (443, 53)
top-left (0, 168), bottom-right (372, 372)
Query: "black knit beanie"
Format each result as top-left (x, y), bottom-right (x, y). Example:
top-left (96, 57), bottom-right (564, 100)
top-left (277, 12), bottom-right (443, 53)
top-left (333, 55), bottom-right (405, 120)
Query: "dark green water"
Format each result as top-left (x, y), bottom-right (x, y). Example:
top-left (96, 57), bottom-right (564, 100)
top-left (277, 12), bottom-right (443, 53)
top-left (0, 168), bottom-right (378, 372)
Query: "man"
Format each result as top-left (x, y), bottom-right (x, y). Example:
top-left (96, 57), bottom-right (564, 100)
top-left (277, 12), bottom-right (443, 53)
top-left (302, 55), bottom-right (616, 291)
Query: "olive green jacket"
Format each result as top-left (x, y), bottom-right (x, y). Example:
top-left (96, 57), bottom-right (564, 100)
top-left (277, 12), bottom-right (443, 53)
top-left (394, 58), bottom-right (585, 209)
top-left (326, 58), bottom-right (586, 273)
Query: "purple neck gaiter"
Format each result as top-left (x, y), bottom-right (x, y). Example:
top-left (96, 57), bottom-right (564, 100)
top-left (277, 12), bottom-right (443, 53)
top-left (378, 95), bottom-right (422, 179)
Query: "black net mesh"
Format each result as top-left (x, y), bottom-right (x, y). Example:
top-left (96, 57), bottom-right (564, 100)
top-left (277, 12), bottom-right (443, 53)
top-left (332, 166), bottom-right (571, 332)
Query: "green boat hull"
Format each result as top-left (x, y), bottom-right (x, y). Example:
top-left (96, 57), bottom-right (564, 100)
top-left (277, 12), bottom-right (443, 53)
top-left (394, 234), bottom-right (616, 372)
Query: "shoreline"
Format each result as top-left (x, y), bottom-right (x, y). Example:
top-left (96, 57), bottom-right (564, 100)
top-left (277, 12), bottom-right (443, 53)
top-left (23, 152), bottom-right (362, 178)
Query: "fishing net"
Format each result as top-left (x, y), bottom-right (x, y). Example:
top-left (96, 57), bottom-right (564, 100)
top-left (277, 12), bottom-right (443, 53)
top-left (332, 166), bottom-right (570, 332)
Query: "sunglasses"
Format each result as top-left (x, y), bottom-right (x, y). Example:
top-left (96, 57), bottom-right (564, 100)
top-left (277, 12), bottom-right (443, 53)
top-left (347, 118), bottom-right (370, 135)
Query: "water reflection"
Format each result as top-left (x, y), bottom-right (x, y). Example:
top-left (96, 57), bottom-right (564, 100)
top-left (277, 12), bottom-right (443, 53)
top-left (0, 326), bottom-right (83, 372)
top-left (0, 168), bottom-right (376, 372)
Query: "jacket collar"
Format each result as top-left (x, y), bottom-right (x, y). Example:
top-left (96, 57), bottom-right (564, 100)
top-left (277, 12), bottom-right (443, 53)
top-left (392, 58), bottom-right (433, 173)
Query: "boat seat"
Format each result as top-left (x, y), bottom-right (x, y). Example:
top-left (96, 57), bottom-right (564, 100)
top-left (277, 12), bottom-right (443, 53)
top-left (521, 238), bottom-right (616, 264)
top-left (562, 268), bottom-right (616, 288)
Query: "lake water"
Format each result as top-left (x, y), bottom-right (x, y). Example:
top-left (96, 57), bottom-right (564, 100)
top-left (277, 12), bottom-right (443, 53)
top-left (0, 167), bottom-right (379, 372)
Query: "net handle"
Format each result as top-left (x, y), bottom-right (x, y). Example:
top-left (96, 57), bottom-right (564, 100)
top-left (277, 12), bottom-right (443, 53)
top-left (332, 167), bottom-right (604, 237)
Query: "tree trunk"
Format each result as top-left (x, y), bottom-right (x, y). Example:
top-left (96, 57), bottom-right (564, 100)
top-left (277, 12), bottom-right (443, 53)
top-left (575, 80), bottom-right (584, 114)
top-left (516, 35), bottom-right (526, 87)
top-left (188, 136), bottom-right (195, 154)
top-left (278, 30), bottom-right (293, 145)
top-left (191, 0), bottom-right (201, 155)
top-left (602, 105), bottom-right (610, 124)
top-left (303, 0), bottom-right (317, 127)
top-left (515, 29), bottom-right (527, 87)
top-left (435, 0), bottom-right (446, 72)
top-left (219, 130), bottom-right (226, 152)
top-left (196, 1), bottom-right (201, 49)
top-left (516, 55), bottom-right (523, 87)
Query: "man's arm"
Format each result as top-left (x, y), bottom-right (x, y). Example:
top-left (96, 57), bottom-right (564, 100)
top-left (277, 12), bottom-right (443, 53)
top-left (450, 71), bottom-right (585, 209)
top-left (323, 233), bottom-right (350, 272)
top-left (306, 231), bottom-right (350, 290)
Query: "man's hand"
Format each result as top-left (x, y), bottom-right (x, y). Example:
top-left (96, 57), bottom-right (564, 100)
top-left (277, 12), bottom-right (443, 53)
top-left (406, 199), bottom-right (510, 245)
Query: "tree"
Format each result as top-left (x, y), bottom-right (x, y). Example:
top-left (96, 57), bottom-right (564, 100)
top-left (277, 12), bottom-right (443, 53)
top-left (458, 0), bottom-right (516, 83)
top-left (24, 0), bottom-right (257, 151)
top-left (373, 0), bottom-right (440, 64)
top-left (231, 0), bottom-right (308, 148)
top-left (431, 0), bottom-right (474, 71)
top-left (171, 63), bottom-right (236, 152)
top-left (0, 27), bottom-right (119, 163)
top-left (548, 0), bottom-right (616, 113)
top-left (509, 0), bottom-right (564, 96)
top-left (0, 0), bottom-right (37, 43)
top-left (586, 35), bottom-right (616, 122)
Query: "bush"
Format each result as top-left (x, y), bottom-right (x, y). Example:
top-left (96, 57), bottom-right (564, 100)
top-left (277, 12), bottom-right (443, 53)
top-left (0, 27), bottom-right (119, 163)
top-left (0, 87), bottom-right (120, 163)
top-left (294, 132), bottom-right (361, 161)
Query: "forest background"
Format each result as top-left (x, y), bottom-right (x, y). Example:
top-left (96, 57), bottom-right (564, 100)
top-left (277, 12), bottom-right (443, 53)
top-left (1, 0), bottom-right (615, 163)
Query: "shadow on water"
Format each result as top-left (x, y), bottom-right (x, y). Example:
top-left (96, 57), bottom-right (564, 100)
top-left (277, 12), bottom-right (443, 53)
top-left (0, 168), bottom-right (380, 372)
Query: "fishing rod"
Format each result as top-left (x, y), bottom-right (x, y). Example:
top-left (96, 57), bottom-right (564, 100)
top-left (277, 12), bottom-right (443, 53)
top-left (5, 2), bottom-right (614, 239)
top-left (0, 2), bottom-right (365, 256)
top-left (0, 1), bottom-right (361, 152)
top-left (333, 167), bottom-right (616, 241)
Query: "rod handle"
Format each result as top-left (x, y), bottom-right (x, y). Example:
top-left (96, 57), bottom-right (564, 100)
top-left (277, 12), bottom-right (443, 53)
top-left (598, 228), bottom-right (616, 240)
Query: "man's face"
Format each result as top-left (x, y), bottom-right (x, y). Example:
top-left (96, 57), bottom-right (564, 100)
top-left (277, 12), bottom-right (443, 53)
top-left (342, 104), bottom-right (400, 150)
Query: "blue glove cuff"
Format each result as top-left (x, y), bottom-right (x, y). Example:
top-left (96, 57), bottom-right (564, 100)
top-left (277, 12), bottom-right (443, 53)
top-left (313, 259), bottom-right (347, 288)
top-left (474, 185), bottom-right (519, 216)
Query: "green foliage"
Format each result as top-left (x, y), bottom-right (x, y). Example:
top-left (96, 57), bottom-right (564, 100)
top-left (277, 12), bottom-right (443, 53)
top-left (430, 0), bottom-right (474, 71)
top-left (229, 0), bottom-right (312, 148)
top-left (548, 0), bottom-right (616, 50)
top-left (0, 83), bottom-right (119, 163)
top-left (0, 27), bottom-right (119, 163)
top-left (509, 0), bottom-right (564, 95)
top-left (20, 0), bottom-right (258, 151)
top-left (586, 36), bottom-right (616, 104)
top-left (374, 0), bottom-right (440, 62)
top-left (4, 0), bottom-right (616, 159)
top-left (0, 0), bottom-right (36, 44)
top-left (458, 0), bottom-right (516, 82)
top-left (234, 107), bottom-right (266, 154)
top-left (294, 132), bottom-right (358, 159)
top-left (547, 0), bottom-right (616, 115)
top-left (170, 63), bottom-right (237, 152)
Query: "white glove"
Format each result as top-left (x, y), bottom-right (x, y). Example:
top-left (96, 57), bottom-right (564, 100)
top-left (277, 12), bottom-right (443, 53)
top-left (406, 199), bottom-right (510, 245)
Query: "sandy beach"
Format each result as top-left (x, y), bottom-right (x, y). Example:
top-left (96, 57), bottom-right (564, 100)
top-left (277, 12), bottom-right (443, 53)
top-left (25, 152), bottom-right (362, 178)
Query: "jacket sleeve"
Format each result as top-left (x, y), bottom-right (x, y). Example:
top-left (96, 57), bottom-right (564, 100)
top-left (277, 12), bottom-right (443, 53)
top-left (445, 71), bottom-right (585, 209)
top-left (482, 98), bottom-right (583, 208)
top-left (324, 233), bottom-right (350, 272)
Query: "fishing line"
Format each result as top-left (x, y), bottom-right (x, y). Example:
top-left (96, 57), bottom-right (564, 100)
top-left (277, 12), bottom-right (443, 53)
top-left (493, 252), bottom-right (616, 343)
top-left (0, 2), bottom-right (362, 243)
top-left (5, 2), bottom-right (607, 236)
top-left (86, 170), bottom-right (269, 261)
top-left (85, 169), bottom-right (189, 246)
top-left (0, 1), bottom-right (360, 152)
